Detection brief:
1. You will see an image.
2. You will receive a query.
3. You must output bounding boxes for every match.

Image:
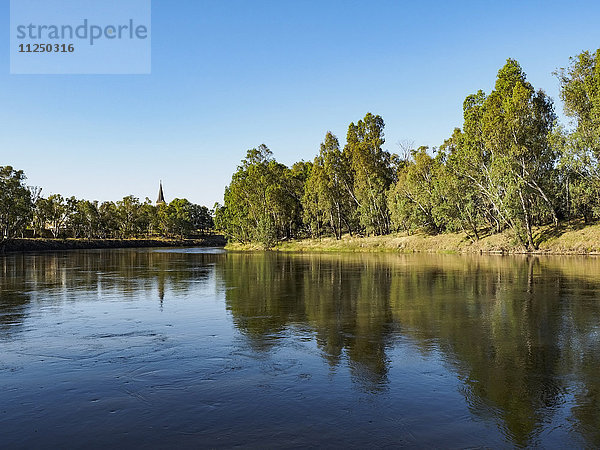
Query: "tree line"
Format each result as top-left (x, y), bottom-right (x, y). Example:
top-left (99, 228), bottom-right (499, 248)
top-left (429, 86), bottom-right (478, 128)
top-left (0, 172), bottom-right (213, 244)
top-left (215, 50), bottom-right (600, 250)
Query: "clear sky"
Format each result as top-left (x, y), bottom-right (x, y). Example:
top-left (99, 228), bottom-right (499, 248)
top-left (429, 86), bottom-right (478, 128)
top-left (2, 0), bottom-right (600, 208)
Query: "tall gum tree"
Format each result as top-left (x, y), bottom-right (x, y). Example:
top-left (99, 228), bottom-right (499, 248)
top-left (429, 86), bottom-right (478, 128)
top-left (303, 132), bottom-right (355, 239)
top-left (446, 60), bottom-right (557, 249)
top-left (344, 113), bottom-right (393, 236)
top-left (555, 49), bottom-right (600, 221)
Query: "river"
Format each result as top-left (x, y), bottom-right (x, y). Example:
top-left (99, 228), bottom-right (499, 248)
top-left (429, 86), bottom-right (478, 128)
top-left (1, 249), bottom-right (599, 447)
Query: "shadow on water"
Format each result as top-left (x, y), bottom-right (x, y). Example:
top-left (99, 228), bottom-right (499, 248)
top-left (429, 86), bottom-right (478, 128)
top-left (2, 249), bottom-right (600, 446)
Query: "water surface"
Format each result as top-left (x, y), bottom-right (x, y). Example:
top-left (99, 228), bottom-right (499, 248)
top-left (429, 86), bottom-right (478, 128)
top-left (1, 249), bottom-right (600, 447)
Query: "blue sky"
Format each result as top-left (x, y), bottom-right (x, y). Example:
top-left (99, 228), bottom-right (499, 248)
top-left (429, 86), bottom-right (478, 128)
top-left (2, 0), bottom-right (600, 207)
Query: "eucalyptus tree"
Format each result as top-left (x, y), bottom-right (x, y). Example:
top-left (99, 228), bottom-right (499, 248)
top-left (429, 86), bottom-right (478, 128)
top-left (98, 201), bottom-right (119, 238)
top-left (0, 166), bottom-right (33, 243)
top-left (218, 145), bottom-right (302, 246)
top-left (116, 195), bottom-right (142, 238)
top-left (160, 198), bottom-right (195, 237)
top-left (138, 198), bottom-right (157, 237)
top-left (443, 60), bottom-right (557, 249)
top-left (303, 132), bottom-right (355, 239)
top-left (35, 194), bottom-right (72, 238)
top-left (438, 129), bottom-right (487, 239)
top-left (302, 164), bottom-right (323, 237)
top-left (483, 59), bottom-right (557, 247)
top-left (287, 160), bottom-right (312, 238)
top-left (68, 199), bottom-right (100, 238)
top-left (555, 49), bottom-right (600, 221)
top-left (220, 145), bottom-right (273, 243)
top-left (387, 147), bottom-right (446, 234)
top-left (189, 203), bottom-right (213, 233)
top-left (344, 113), bottom-right (393, 235)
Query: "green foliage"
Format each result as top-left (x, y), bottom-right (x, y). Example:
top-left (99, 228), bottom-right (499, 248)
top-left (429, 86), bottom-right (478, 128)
top-left (68, 199), bottom-right (100, 239)
top-left (387, 147), bottom-right (446, 233)
top-left (116, 195), bottom-right (143, 238)
top-left (303, 132), bottom-right (355, 239)
top-left (159, 198), bottom-right (195, 237)
top-left (425, 60), bottom-right (557, 249)
top-left (344, 113), bottom-right (394, 235)
top-left (217, 144), bottom-right (304, 247)
top-left (216, 53), bottom-right (593, 248)
top-left (0, 166), bottom-right (33, 242)
top-left (21, 179), bottom-right (212, 240)
top-left (554, 49), bottom-right (600, 222)
top-left (35, 194), bottom-right (71, 238)
top-left (189, 203), bottom-right (214, 232)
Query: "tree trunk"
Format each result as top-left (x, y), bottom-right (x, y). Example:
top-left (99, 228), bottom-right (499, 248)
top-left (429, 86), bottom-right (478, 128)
top-left (519, 190), bottom-right (536, 250)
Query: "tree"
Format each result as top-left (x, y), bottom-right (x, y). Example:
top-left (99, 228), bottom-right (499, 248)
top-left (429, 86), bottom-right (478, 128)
top-left (483, 59), bottom-right (557, 248)
top-left (442, 60), bottom-right (557, 249)
top-left (35, 194), bottom-right (72, 238)
top-left (189, 204), bottom-right (214, 233)
top-left (116, 195), bottom-right (142, 238)
top-left (68, 199), bottom-right (100, 238)
top-left (162, 198), bottom-right (194, 237)
top-left (218, 145), bottom-right (302, 247)
top-left (0, 166), bottom-right (33, 244)
top-left (303, 132), bottom-right (355, 239)
top-left (344, 113), bottom-right (393, 235)
top-left (138, 199), bottom-right (157, 237)
top-left (98, 201), bottom-right (119, 238)
top-left (285, 160), bottom-right (312, 238)
top-left (388, 147), bottom-right (446, 234)
top-left (554, 49), bottom-right (600, 221)
top-left (438, 130), bottom-right (486, 239)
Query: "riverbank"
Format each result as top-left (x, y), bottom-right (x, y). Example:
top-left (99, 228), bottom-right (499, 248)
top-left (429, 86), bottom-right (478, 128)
top-left (225, 223), bottom-right (600, 255)
top-left (1, 235), bottom-right (226, 253)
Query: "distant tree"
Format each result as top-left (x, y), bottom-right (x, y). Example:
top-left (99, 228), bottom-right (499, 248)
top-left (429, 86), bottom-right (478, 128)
top-left (189, 203), bottom-right (214, 233)
top-left (116, 195), bottom-right (142, 238)
top-left (35, 194), bottom-right (71, 238)
top-left (0, 166), bottom-right (33, 243)
top-left (67, 199), bottom-right (99, 238)
top-left (98, 201), bottom-right (119, 238)
top-left (286, 160), bottom-right (312, 238)
top-left (483, 60), bottom-right (557, 248)
top-left (438, 130), bottom-right (486, 239)
top-left (162, 198), bottom-right (195, 238)
top-left (138, 198), bottom-right (157, 237)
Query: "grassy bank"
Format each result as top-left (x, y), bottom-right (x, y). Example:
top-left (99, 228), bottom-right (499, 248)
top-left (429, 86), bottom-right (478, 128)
top-left (1, 235), bottom-right (226, 253)
top-left (225, 223), bottom-right (600, 255)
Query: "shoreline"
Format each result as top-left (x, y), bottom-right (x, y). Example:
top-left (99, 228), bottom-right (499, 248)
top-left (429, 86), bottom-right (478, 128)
top-left (0, 235), bottom-right (226, 254)
top-left (225, 223), bottom-right (600, 255)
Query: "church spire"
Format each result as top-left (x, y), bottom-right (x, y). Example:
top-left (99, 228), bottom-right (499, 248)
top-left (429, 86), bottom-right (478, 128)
top-left (156, 181), bottom-right (166, 205)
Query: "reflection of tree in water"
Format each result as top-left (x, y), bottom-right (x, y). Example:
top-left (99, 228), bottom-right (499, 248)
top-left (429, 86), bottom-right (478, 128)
top-left (303, 256), bottom-right (394, 390)
top-left (386, 256), bottom-right (566, 445)
top-left (221, 253), bottom-right (396, 390)
top-left (218, 252), bottom-right (600, 446)
top-left (219, 253), bottom-right (308, 353)
top-left (0, 254), bottom-right (31, 337)
top-left (559, 270), bottom-right (600, 447)
top-left (0, 250), bottom-right (220, 339)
